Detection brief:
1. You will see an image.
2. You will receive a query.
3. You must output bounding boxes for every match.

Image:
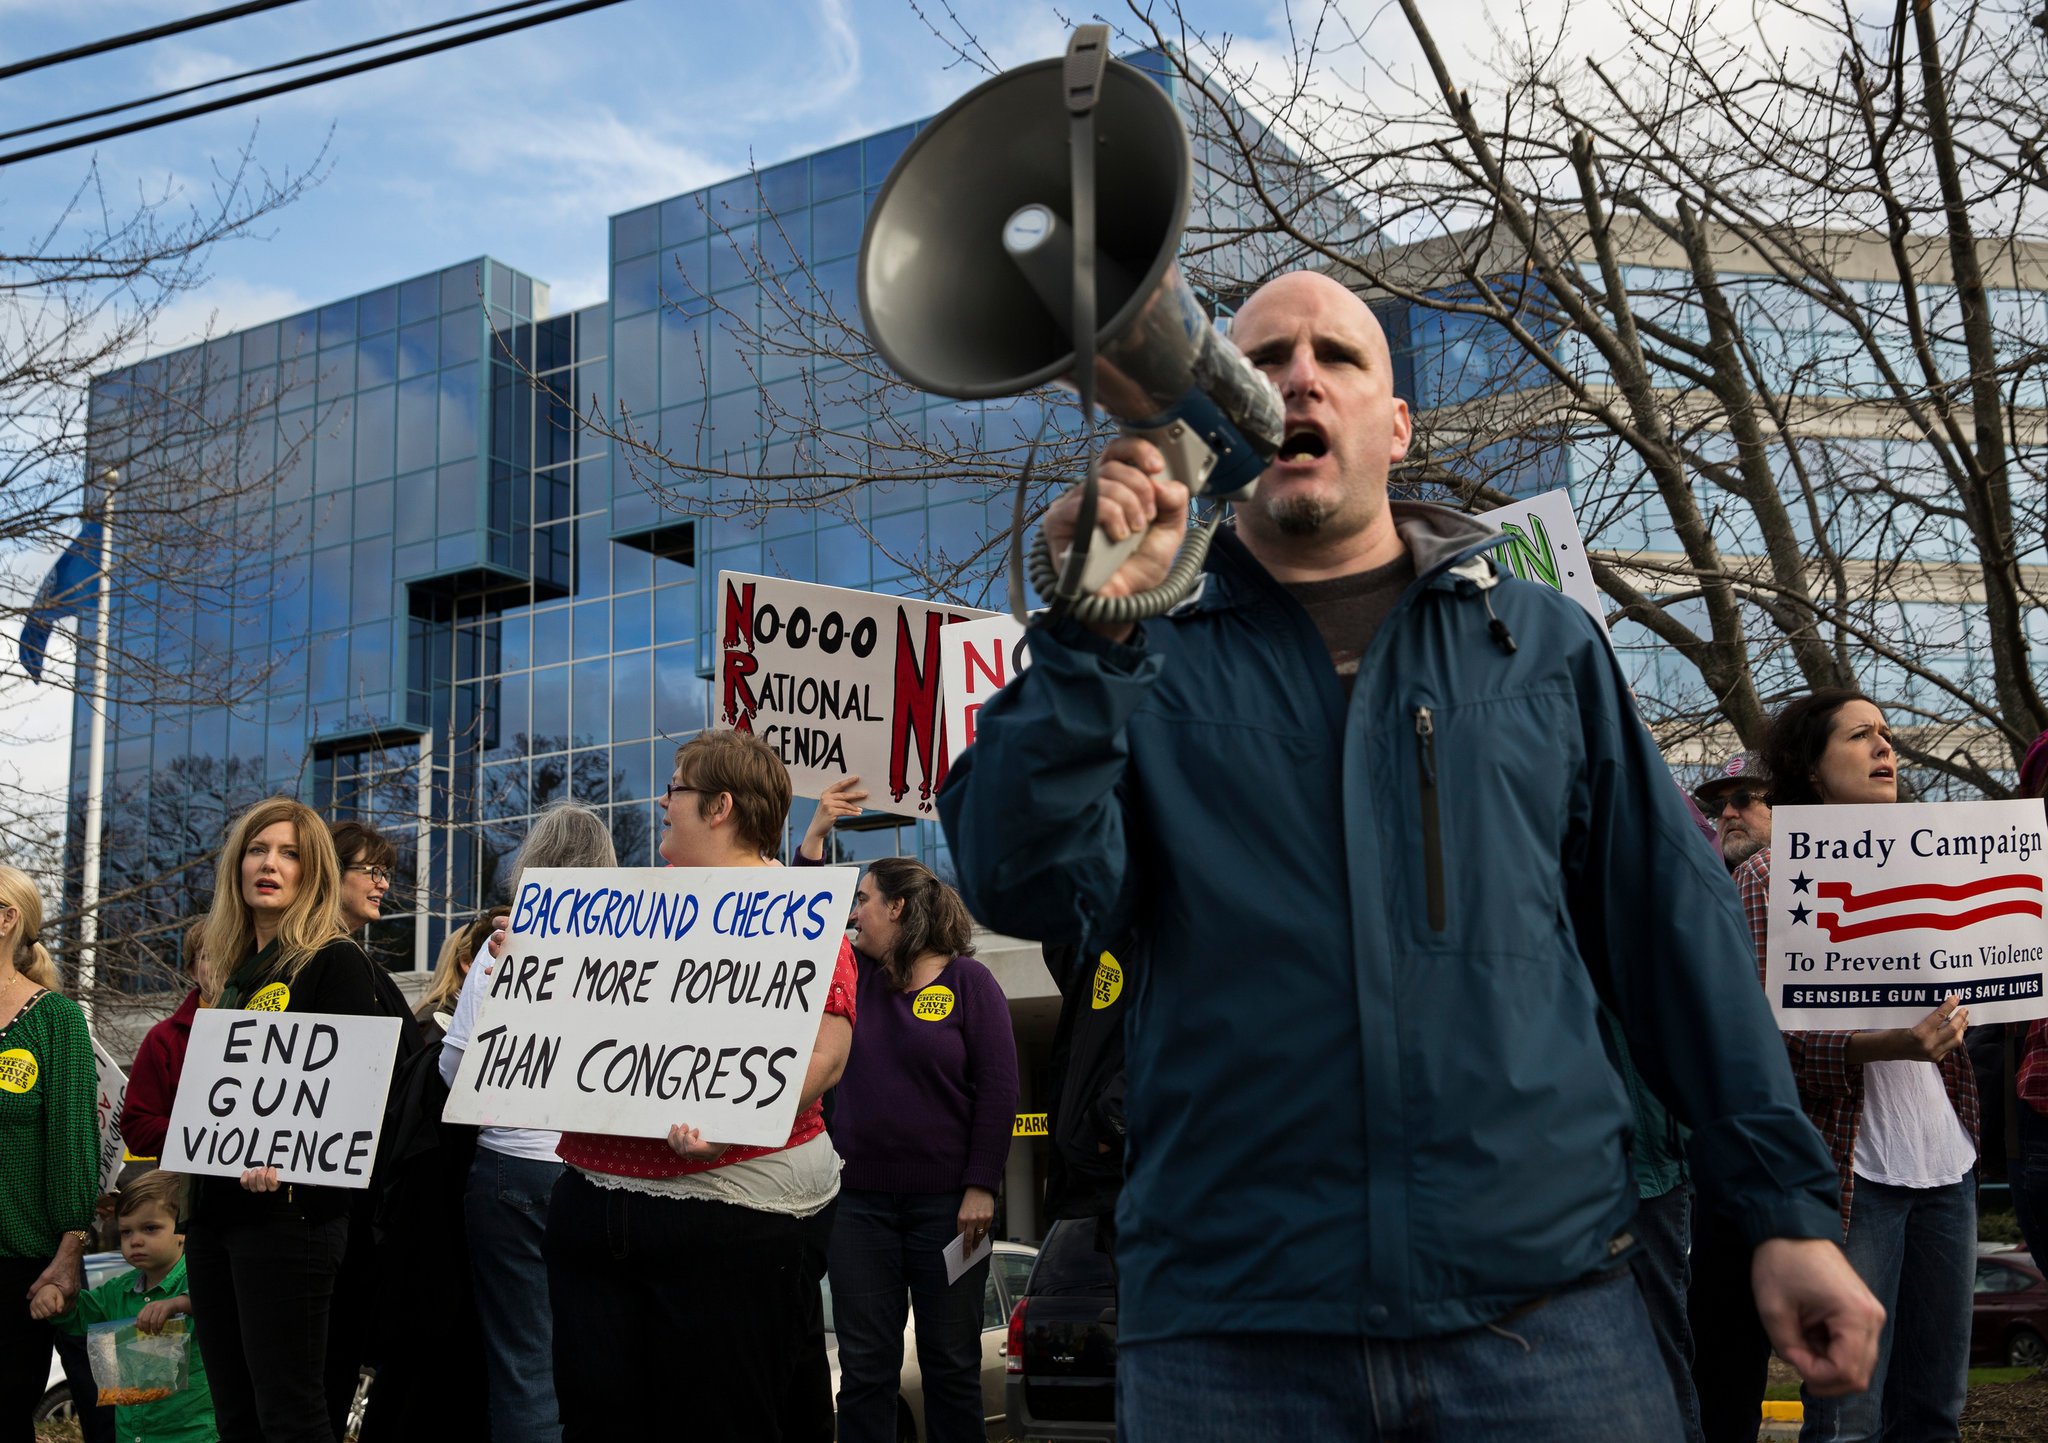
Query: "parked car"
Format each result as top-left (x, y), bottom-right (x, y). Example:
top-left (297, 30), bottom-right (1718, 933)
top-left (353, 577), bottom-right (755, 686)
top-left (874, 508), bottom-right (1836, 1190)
top-left (1971, 1248), bottom-right (2048, 1369)
top-left (35, 1252), bottom-right (132, 1420)
top-left (1005, 1216), bottom-right (1117, 1443)
top-left (824, 1238), bottom-right (1037, 1442)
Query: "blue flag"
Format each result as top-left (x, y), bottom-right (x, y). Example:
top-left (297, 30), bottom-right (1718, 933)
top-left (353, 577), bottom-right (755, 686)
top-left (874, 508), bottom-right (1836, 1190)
top-left (19, 521), bottom-right (103, 683)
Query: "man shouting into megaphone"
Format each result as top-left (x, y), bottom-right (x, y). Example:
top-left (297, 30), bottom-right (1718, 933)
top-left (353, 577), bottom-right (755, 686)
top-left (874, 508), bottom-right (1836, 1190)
top-left (938, 270), bottom-right (1881, 1440)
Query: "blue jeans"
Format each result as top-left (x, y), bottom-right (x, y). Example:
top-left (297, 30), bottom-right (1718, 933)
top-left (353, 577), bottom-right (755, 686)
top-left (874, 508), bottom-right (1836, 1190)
top-left (1800, 1176), bottom-right (1974, 1443)
top-left (467, 1150), bottom-right (565, 1443)
top-left (1632, 1185), bottom-right (1703, 1443)
top-left (827, 1188), bottom-right (988, 1443)
top-left (1116, 1267), bottom-right (1683, 1442)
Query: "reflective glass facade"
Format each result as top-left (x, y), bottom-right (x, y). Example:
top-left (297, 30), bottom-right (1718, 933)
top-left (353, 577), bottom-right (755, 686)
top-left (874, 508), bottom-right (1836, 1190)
top-left (75, 50), bottom-right (1327, 978)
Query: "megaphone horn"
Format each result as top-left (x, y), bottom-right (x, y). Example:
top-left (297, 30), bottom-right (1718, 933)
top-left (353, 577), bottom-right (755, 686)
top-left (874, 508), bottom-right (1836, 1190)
top-left (859, 47), bottom-right (1282, 604)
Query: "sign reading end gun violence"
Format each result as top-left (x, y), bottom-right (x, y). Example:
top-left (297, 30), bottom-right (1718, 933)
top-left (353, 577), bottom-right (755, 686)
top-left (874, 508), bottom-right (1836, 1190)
top-left (445, 866), bottom-right (859, 1148)
top-left (1765, 800), bottom-right (2048, 1028)
top-left (162, 1011), bottom-right (402, 1188)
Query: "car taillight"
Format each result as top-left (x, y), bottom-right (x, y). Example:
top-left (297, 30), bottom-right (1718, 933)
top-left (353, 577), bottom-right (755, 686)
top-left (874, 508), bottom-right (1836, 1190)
top-left (1006, 1296), bottom-right (1029, 1374)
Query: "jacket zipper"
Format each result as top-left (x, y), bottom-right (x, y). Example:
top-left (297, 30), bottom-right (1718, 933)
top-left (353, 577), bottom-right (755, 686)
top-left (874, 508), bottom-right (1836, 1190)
top-left (1414, 706), bottom-right (1446, 932)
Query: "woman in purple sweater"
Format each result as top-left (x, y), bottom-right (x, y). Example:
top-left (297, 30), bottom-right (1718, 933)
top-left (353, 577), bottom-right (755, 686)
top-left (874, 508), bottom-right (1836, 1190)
top-left (819, 840), bottom-right (1019, 1443)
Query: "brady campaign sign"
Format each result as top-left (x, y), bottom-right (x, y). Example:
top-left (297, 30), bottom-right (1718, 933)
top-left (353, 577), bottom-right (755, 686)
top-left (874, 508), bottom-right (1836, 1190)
top-left (1764, 800), bottom-right (2048, 1027)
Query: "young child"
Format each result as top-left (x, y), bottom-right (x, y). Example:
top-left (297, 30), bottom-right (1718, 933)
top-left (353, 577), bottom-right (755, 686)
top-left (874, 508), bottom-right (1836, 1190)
top-left (31, 1170), bottom-right (217, 1443)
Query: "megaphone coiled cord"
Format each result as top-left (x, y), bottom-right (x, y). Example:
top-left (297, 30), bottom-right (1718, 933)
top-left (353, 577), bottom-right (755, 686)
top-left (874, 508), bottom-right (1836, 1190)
top-left (1027, 515), bottom-right (1222, 627)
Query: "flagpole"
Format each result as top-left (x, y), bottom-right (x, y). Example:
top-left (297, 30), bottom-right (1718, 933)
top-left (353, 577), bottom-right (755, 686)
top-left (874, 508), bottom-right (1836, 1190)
top-left (77, 471), bottom-right (116, 1029)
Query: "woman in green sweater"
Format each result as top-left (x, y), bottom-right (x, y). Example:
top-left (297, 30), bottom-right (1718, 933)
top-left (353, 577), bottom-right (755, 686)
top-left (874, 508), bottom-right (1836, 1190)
top-left (0, 864), bottom-right (100, 1443)
top-left (183, 798), bottom-right (386, 1443)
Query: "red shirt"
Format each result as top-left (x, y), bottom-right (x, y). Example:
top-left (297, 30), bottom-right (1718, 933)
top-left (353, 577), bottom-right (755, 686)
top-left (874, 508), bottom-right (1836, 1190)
top-left (118, 988), bottom-right (201, 1159)
top-left (557, 938), bottom-right (858, 1179)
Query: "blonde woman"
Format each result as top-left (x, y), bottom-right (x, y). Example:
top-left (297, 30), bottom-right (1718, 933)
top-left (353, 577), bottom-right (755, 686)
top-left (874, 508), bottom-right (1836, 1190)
top-left (414, 911), bottom-right (493, 1044)
top-left (0, 866), bottom-right (97, 1443)
top-left (184, 797), bottom-right (385, 1443)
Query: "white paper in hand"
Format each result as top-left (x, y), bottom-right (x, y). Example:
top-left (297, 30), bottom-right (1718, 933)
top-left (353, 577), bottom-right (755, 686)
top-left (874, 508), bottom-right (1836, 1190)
top-left (942, 1230), bottom-right (992, 1286)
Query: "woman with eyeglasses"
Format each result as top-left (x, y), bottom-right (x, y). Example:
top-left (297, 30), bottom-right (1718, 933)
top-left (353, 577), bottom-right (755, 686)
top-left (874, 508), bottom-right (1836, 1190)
top-left (185, 798), bottom-right (390, 1443)
top-left (0, 866), bottom-right (98, 1443)
top-left (544, 731), bottom-right (858, 1442)
top-left (438, 802), bottom-right (616, 1443)
top-left (1741, 691), bottom-right (1978, 1442)
top-left (329, 820), bottom-right (396, 936)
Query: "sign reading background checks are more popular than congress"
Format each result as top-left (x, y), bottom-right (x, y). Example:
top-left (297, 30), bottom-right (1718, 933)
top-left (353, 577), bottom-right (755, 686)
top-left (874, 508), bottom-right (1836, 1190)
top-left (1764, 800), bottom-right (2048, 1028)
top-left (716, 572), bottom-right (989, 818)
top-left (162, 1011), bottom-right (403, 1189)
top-left (444, 866), bottom-right (859, 1148)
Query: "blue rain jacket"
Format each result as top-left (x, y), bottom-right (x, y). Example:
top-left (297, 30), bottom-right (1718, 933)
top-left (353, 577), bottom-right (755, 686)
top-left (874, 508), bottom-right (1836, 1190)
top-left (938, 502), bottom-right (1840, 1343)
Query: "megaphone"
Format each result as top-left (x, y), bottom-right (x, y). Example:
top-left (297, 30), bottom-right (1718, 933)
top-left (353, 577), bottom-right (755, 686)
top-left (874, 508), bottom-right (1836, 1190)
top-left (859, 41), bottom-right (1282, 610)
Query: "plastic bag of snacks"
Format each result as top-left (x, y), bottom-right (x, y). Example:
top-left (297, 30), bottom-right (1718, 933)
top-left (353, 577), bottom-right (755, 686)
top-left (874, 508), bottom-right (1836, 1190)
top-left (85, 1316), bottom-right (191, 1406)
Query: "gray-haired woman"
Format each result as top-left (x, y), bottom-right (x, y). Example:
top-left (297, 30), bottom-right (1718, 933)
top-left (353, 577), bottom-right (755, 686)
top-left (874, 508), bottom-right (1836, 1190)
top-left (439, 801), bottom-right (617, 1443)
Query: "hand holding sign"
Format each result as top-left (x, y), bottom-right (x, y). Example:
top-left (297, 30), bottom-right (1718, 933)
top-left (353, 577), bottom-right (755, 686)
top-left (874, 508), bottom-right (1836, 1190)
top-left (801, 776), bottom-right (870, 859)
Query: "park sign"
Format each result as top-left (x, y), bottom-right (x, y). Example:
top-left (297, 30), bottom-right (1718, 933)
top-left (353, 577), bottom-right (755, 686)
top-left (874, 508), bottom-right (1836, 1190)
top-left (443, 865), bottom-right (859, 1148)
top-left (716, 572), bottom-right (990, 818)
top-left (161, 1011), bottom-right (403, 1189)
top-left (1764, 800), bottom-right (2048, 1028)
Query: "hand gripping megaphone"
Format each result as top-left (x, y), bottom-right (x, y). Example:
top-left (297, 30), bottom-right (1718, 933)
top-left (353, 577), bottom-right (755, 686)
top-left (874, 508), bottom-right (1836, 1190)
top-left (858, 30), bottom-right (1283, 620)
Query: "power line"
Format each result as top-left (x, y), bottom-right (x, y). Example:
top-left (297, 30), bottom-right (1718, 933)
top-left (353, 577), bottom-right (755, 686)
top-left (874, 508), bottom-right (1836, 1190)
top-left (0, 0), bottom-right (311, 83)
top-left (0, 0), bottom-right (635, 169)
top-left (0, 0), bottom-right (564, 147)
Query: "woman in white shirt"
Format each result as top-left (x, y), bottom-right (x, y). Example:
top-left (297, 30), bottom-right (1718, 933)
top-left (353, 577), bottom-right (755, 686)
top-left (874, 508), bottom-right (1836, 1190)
top-left (439, 801), bottom-right (616, 1443)
top-left (1738, 690), bottom-right (1978, 1443)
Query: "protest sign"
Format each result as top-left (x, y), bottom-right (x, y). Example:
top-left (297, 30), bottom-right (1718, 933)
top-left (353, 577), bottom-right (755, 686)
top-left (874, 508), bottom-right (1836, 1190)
top-left (162, 1011), bottom-right (402, 1189)
top-left (90, 1036), bottom-right (129, 1191)
top-left (716, 573), bottom-right (989, 818)
top-left (1765, 800), bottom-right (2048, 1027)
top-left (1485, 490), bottom-right (1605, 627)
top-left (939, 614), bottom-right (1031, 757)
top-left (444, 865), bottom-right (860, 1147)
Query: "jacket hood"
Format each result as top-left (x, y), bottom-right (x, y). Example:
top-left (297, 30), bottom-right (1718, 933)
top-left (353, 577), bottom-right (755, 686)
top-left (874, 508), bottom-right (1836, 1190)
top-left (167, 986), bottom-right (201, 1032)
top-left (1387, 499), bottom-right (1509, 583)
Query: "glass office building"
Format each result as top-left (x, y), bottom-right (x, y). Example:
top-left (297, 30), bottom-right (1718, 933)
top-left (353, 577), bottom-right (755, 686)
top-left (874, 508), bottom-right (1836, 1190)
top-left (71, 49), bottom-right (1340, 980)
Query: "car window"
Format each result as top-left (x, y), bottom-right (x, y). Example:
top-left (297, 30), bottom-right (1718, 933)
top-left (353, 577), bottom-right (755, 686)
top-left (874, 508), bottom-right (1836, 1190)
top-left (998, 1250), bottom-right (1035, 1303)
top-left (1977, 1262), bottom-right (2029, 1294)
top-left (982, 1271), bottom-right (1005, 1329)
top-left (1027, 1217), bottom-right (1117, 1297)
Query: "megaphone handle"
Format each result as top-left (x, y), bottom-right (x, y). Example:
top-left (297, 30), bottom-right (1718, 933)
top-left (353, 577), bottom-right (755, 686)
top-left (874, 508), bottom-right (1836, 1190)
top-left (1063, 527), bottom-right (1147, 595)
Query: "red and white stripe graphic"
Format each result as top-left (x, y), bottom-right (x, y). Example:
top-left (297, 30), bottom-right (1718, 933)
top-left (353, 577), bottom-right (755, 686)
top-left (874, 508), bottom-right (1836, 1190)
top-left (1815, 874), bottom-right (2044, 943)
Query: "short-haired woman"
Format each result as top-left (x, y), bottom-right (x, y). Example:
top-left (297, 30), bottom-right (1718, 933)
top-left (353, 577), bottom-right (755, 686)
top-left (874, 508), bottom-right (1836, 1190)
top-left (826, 856), bottom-right (1018, 1443)
top-left (0, 866), bottom-right (99, 1443)
top-left (545, 731), bottom-right (858, 1441)
top-left (184, 797), bottom-right (389, 1443)
top-left (439, 802), bottom-right (616, 1443)
top-left (329, 820), bottom-right (396, 937)
top-left (1744, 691), bottom-right (1977, 1441)
top-left (119, 920), bottom-right (206, 1162)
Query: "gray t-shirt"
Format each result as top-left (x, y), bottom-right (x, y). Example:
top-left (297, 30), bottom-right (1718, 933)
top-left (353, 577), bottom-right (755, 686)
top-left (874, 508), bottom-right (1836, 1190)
top-left (1282, 552), bottom-right (1416, 695)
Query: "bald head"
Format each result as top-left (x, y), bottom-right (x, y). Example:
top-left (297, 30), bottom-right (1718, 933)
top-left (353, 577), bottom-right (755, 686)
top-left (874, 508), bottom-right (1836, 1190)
top-left (1225, 269), bottom-right (1412, 576)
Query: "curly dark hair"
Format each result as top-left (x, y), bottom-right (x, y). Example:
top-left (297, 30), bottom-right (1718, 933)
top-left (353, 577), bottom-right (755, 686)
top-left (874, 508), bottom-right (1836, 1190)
top-left (1757, 689), bottom-right (1878, 808)
top-left (865, 856), bottom-right (976, 989)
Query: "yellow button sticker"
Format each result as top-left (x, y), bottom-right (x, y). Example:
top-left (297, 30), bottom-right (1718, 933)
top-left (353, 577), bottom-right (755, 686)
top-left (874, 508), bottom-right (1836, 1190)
top-left (0, 1048), bottom-right (39, 1094)
top-left (1014, 1112), bottom-right (1048, 1137)
top-left (1091, 952), bottom-right (1123, 1011)
top-left (911, 985), bottom-right (955, 1022)
top-left (246, 982), bottom-right (292, 1013)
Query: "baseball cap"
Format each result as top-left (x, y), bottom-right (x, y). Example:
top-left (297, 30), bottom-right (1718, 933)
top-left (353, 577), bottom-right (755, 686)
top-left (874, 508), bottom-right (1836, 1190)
top-left (1693, 751), bottom-right (1769, 808)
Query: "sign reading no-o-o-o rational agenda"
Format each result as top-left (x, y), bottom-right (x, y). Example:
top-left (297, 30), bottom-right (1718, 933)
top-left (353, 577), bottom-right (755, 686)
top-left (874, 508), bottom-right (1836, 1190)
top-left (161, 1011), bottom-right (403, 1189)
top-left (445, 866), bottom-right (859, 1148)
top-left (716, 573), bottom-right (990, 818)
top-left (1764, 801), bottom-right (2048, 1028)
